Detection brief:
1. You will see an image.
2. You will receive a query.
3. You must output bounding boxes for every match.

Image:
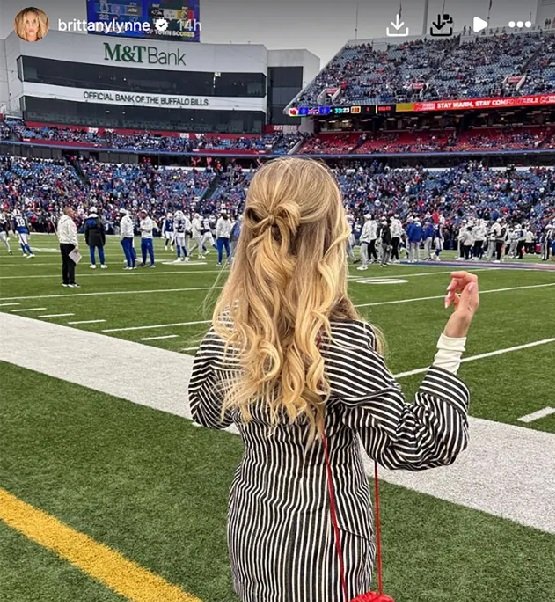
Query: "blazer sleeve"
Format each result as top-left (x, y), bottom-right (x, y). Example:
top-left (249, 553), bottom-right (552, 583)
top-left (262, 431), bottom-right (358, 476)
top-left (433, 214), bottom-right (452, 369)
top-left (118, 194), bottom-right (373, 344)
top-left (188, 328), bottom-right (234, 429)
top-left (337, 324), bottom-right (470, 471)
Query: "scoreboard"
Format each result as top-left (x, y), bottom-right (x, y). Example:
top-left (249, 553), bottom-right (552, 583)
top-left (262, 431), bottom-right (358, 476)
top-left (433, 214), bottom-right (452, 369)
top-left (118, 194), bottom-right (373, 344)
top-left (86, 0), bottom-right (201, 41)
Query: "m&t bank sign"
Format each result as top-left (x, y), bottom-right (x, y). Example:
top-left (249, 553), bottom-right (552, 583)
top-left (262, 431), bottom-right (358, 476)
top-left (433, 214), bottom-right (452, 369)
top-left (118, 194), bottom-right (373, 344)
top-left (103, 43), bottom-right (187, 67)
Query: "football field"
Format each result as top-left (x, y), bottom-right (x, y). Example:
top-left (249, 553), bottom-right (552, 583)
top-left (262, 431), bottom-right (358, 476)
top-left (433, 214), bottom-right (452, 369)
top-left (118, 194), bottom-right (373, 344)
top-left (0, 235), bottom-right (554, 602)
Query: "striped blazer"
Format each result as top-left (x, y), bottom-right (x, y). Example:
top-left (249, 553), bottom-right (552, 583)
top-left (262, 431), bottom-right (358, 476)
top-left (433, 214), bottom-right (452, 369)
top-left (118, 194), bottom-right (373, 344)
top-left (189, 319), bottom-right (470, 602)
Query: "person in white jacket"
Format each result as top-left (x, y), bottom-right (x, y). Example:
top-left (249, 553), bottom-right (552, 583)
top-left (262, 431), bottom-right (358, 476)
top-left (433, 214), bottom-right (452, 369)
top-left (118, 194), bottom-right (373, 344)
top-left (215, 212), bottom-right (232, 266)
top-left (357, 214), bottom-right (373, 271)
top-left (139, 210), bottom-right (155, 267)
top-left (188, 213), bottom-right (205, 259)
top-left (56, 206), bottom-right (79, 288)
top-left (120, 209), bottom-right (136, 269)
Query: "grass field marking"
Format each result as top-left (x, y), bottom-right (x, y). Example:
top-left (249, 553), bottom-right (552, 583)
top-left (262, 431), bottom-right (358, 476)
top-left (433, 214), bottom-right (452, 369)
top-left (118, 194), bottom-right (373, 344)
top-left (394, 338), bottom-right (555, 379)
top-left (0, 487), bottom-right (201, 602)
top-left (0, 271), bottom-right (219, 280)
top-left (0, 287), bottom-right (222, 302)
top-left (39, 313), bottom-right (76, 319)
top-left (10, 307), bottom-right (48, 312)
top-left (141, 335), bottom-right (180, 341)
top-left (180, 346), bottom-right (200, 352)
top-left (354, 282), bottom-right (555, 308)
top-left (67, 319), bottom-right (107, 325)
top-left (102, 320), bottom-right (211, 333)
top-left (0, 302), bottom-right (20, 306)
top-left (347, 268), bottom-right (495, 281)
top-left (518, 407), bottom-right (555, 423)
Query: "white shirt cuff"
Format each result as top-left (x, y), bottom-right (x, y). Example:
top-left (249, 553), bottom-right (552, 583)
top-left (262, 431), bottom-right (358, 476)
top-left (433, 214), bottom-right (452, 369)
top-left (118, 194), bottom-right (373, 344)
top-left (433, 334), bottom-right (466, 375)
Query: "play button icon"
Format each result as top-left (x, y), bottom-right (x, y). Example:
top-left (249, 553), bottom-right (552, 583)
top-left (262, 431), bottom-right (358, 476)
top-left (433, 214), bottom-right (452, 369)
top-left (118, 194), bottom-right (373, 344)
top-left (473, 16), bottom-right (488, 32)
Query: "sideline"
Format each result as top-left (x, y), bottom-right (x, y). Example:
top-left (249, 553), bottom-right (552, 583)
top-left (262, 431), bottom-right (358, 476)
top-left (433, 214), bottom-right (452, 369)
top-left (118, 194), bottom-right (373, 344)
top-left (1, 313), bottom-right (553, 534)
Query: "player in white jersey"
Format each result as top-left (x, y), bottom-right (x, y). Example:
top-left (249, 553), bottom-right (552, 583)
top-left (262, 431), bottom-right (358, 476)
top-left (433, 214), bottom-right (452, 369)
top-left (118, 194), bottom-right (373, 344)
top-left (13, 211), bottom-right (34, 257)
top-left (173, 211), bottom-right (189, 262)
top-left (200, 216), bottom-right (215, 255)
top-left (0, 210), bottom-right (13, 254)
top-left (188, 213), bottom-right (205, 259)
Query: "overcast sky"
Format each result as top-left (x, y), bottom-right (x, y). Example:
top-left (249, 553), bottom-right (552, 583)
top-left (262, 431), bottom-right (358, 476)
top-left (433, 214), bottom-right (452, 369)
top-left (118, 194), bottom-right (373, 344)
top-left (0, 0), bottom-right (543, 66)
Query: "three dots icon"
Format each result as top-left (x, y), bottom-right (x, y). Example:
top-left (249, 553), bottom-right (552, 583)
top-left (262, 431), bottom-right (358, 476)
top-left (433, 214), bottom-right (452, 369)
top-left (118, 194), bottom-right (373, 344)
top-left (508, 20), bottom-right (532, 28)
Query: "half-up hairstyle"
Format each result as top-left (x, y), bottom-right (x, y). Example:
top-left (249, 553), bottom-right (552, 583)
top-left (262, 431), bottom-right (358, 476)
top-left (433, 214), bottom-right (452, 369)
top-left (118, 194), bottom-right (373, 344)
top-left (212, 157), bottom-right (382, 442)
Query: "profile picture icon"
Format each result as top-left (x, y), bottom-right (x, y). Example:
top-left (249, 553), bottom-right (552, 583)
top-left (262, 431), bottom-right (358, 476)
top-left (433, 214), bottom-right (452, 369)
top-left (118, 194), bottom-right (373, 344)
top-left (14, 7), bottom-right (49, 42)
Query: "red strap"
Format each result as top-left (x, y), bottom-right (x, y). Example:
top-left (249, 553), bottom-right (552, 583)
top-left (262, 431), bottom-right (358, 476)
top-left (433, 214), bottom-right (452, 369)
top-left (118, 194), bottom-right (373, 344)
top-left (322, 433), bottom-right (349, 602)
top-left (318, 330), bottom-right (386, 599)
top-left (323, 434), bottom-right (385, 599)
top-left (373, 461), bottom-right (384, 595)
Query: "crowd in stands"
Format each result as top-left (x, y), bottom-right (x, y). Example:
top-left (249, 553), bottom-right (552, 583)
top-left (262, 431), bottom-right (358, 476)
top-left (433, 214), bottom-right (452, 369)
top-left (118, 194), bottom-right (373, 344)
top-left (299, 127), bottom-right (555, 155)
top-left (1, 155), bottom-right (553, 244)
top-left (290, 30), bottom-right (553, 108)
top-left (0, 119), bottom-right (304, 155)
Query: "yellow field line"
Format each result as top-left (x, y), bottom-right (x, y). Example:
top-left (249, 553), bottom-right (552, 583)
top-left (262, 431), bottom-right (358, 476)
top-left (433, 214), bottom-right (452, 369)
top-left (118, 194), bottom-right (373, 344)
top-left (0, 487), bottom-right (201, 602)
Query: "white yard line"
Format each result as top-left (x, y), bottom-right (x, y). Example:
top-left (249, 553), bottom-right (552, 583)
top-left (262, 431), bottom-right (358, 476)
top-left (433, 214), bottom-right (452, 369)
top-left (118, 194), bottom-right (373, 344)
top-left (10, 307), bottom-right (47, 312)
top-left (518, 407), bottom-right (555, 423)
top-left (39, 313), bottom-right (75, 319)
top-left (394, 339), bottom-right (555, 379)
top-left (180, 346), bottom-right (200, 352)
top-left (0, 271), bottom-right (215, 280)
top-left (103, 320), bottom-right (211, 333)
top-left (141, 335), bottom-right (180, 341)
top-left (1, 312), bottom-right (553, 534)
top-left (67, 319), bottom-right (107, 325)
top-left (0, 287), bottom-right (221, 302)
top-left (348, 268), bottom-right (495, 280)
top-left (354, 282), bottom-right (555, 308)
top-left (0, 302), bottom-right (20, 306)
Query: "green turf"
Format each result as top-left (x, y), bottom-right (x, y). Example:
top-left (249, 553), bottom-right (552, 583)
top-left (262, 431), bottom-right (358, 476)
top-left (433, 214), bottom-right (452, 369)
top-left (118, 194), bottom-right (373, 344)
top-left (1, 363), bottom-right (554, 602)
top-left (1, 235), bottom-right (555, 601)
top-left (0, 522), bottom-right (126, 602)
top-left (2, 235), bottom-right (554, 430)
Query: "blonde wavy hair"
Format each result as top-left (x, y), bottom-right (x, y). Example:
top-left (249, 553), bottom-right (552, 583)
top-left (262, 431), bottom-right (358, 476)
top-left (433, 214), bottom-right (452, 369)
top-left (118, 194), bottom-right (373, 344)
top-left (14, 7), bottom-right (49, 42)
top-left (212, 157), bottom-right (383, 442)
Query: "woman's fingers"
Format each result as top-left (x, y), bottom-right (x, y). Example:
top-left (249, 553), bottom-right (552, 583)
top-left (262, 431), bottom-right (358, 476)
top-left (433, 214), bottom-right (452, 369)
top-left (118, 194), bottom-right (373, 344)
top-left (445, 272), bottom-right (479, 311)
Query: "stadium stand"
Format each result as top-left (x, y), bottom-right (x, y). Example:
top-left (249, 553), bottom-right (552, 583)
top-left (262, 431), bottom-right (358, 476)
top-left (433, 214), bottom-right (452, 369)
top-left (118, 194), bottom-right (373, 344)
top-left (2, 155), bottom-right (553, 242)
top-left (0, 119), bottom-right (304, 155)
top-left (299, 127), bottom-right (554, 155)
top-left (289, 30), bottom-right (554, 109)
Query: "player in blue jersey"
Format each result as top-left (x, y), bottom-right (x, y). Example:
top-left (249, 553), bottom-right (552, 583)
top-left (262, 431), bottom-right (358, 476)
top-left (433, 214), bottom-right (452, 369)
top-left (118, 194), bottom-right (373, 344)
top-left (161, 212), bottom-right (174, 251)
top-left (12, 211), bottom-right (34, 258)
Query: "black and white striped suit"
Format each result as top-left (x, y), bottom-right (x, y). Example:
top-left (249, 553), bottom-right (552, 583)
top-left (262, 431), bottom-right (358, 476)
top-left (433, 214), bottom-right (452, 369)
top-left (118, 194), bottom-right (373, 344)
top-left (188, 320), bottom-right (470, 602)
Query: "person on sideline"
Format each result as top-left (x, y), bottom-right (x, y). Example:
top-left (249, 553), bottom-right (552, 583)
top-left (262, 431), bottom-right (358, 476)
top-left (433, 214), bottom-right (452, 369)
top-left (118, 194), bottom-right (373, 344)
top-left (189, 157), bottom-right (479, 602)
top-left (390, 214), bottom-right (403, 263)
top-left (84, 207), bottom-right (107, 269)
top-left (357, 214), bottom-right (372, 271)
top-left (0, 210), bottom-right (12, 255)
top-left (188, 213), bottom-right (205, 259)
top-left (215, 212), bottom-right (232, 266)
top-left (56, 206), bottom-right (79, 288)
top-left (380, 216), bottom-right (393, 266)
top-left (120, 209), bottom-right (136, 270)
top-left (423, 219), bottom-right (435, 260)
top-left (407, 217), bottom-right (423, 263)
top-left (139, 209), bottom-right (155, 267)
top-left (229, 215), bottom-right (243, 261)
